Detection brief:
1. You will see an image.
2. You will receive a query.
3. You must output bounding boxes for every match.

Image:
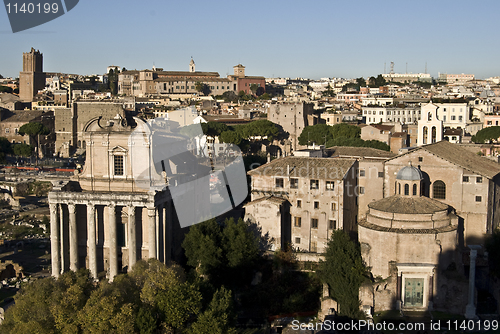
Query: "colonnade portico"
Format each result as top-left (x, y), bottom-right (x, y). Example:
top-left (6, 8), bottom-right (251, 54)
top-left (49, 190), bottom-right (172, 281)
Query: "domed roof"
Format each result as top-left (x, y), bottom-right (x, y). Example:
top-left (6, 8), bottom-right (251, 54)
top-left (396, 164), bottom-right (422, 181)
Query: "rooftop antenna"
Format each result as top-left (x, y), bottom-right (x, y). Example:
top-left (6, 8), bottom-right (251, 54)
top-left (406, 62), bottom-right (408, 74)
top-left (390, 62), bottom-right (394, 74)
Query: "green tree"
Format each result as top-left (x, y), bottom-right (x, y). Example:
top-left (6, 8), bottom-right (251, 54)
top-left (18, 121), bottom-right (50, 160)
top-left (195, 82), bottom-right (211, 96)
top-left (244, 119), bottom-right (279, 141)
top-left (325, 137), bottom-right (390, 151)
top-left (0, 85), bottom-right (13, 93)
top-left (356, 77), bottom-right (366, 87)
top-left (201, 122), bottom-right (229, 138)
top-left (133, 259), bottom-right (202, 331)
top-left (323, 84), bottom-right (334, 97)
top-left (1, 277), bottom-right (58, 333)
top-left (183, 218), bottom-right (261, 286)
top-left (77, 279), bottom-right (137, 333)
top-left (250, 84), bottom-right (258, 96)
top-left (189, 287), bottom-right (237, 334)
top-left (0, 137), bottom-right (12, 163)
top-left (13, 143), bottom-right (34, 157)
top-left (330, 123), bottom-right (361, 139)
top-left (219, 130), bottom-right (242, 145)
top-left (182, 219), bottom-right (224, 277)
top-left (298, 124), bottom-right (333, 146)
top-left (368, 74), bottom-right (387, 88)
top-left (319, 230), bottom-right (367, 318)
top-left (1, 270), bottom-right (96, 333)
top-left (259, 92), bottom-right (271, 100)
top-left (471, 126), bottom-right (500, 143)
top-left (221, 91), bottom-right (237, 102)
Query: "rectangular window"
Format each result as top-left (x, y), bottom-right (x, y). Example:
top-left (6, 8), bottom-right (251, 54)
top-left (418, 157), bottom-right (423, 162)
top-left (331, 203), bottom-right (336, 211)
top-left (326, 181), bottom-right (334, 190)
top-left (114, 155), bottom-right (124, 176)
top-left (294, 217), bottom-right (302, 227)
top-left (359, 169), bottom-right (365, 177)
top-left (359, 186), bottom-right (365, 194)
top-left (310, 241), bottom-right (317, 253)
top-left (295, 237), bottom-right (301, 244)
top-left (329, 220), bottom-right (336, 229)
top-left (297, 200), bottom-right (301, 208)
top-left (311, 218), bottom-right (318, 229)
top-left (463, 176), bottom-right (469, 183)
top-left (314, 201), bottom-right (319, 209)
top-left (378, 172), bottom-right (384, 178)
top-left (275, 178), bottom-right (284, 188)
top-left (290, 178), bottom-right (299, 189)
top-left (476, 196), bottom-right (482, 202)
top-left (5, 128), bottom-right (9, 134)
top-left (310, 179), bottom-right (319, 190)
top-left (477, 177), bottom-right (482, 183)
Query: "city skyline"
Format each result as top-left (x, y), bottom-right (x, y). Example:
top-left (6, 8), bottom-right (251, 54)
top-left (1, 0), bottom-right (500, 80)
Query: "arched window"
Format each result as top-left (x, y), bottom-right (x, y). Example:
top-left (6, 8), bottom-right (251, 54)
top-left (398, 183), bottom-right (401, 195)
top-left (413, 184), bottom-right (417, 196)
top-left (433, 180), bottom-right (446, 199)
top-left (431, 126), bottom-right (437, 143)
top-left (404, 184), bottom-right (409, 196)
top-left (423, 126), bottom-right (428, 144)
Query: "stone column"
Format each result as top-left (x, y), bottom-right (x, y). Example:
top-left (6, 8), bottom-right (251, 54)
top-left (68, 203), bottom-right (78, 272)
top-left (87, 203), bottom-right (97, 280)
top-left (148, 207), bottom-right (156, 259)
top-left (465, 246), bottom-right (480, 319)
top-left (59, 203), bottom-right (66, 273)
top-left (156, 204), bottom-right (162, 260)
top-left (128, 205), bottom-right (136, 271)
top-left (108, 204), bottom-right (118, 281)
top-left (50, 203), bottom-right (60, 278)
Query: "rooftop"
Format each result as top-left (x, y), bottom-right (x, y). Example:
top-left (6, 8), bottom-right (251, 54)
top-left (247, 156), bottom-right (356, 180)
top-left (368, 195), bottom-right (449, 214)
top-left (326, 146), bottom-right (396, 159)
top-left (390, 140), bottom-right (500, 179)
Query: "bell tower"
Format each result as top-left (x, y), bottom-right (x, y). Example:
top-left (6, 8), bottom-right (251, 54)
top-left (189, 58), bottom-right (195, 73)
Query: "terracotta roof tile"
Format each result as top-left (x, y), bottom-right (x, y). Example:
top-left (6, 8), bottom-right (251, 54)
top-left (247, 156), bottom-right (356, 180)
top-left (368, 195), bottom-right (449, 214)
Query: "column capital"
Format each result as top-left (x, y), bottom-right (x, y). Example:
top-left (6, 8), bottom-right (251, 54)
top-left (128, 205), bottom-right (136, 215)
top-left (68, 203), bottom-right (76, 214)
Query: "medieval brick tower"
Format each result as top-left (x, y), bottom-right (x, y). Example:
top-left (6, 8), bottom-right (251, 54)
top-left (19, 48), bottom-right (46, 102)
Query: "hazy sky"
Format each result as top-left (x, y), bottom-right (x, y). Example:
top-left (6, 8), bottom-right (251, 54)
top-left (1, 0), bottom-right (499, 80)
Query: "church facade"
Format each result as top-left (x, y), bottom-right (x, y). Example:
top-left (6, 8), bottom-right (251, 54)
top-left (49, 115), bottom-right (175, 281)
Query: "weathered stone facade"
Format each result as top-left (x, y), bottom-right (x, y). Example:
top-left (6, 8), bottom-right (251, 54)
top-left (359, 164), bottom-right (462, 312)
top-left (54, 101), bottom-right (126, 157)
top-left (384, 140), bottom-right (500, 245)
top-left (49, 115), bottom-right (175, 281)
top-left (245, 156), bottom-right (358, 253)
top-left (267, 102), bottom-right (314, 152)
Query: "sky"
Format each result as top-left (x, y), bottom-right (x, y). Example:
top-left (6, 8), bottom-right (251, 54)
top-left (1, 0), bottom-right (500, 80)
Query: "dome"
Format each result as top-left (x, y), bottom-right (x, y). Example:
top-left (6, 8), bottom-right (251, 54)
top-left (396, 165), bottom-right (423, 181)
